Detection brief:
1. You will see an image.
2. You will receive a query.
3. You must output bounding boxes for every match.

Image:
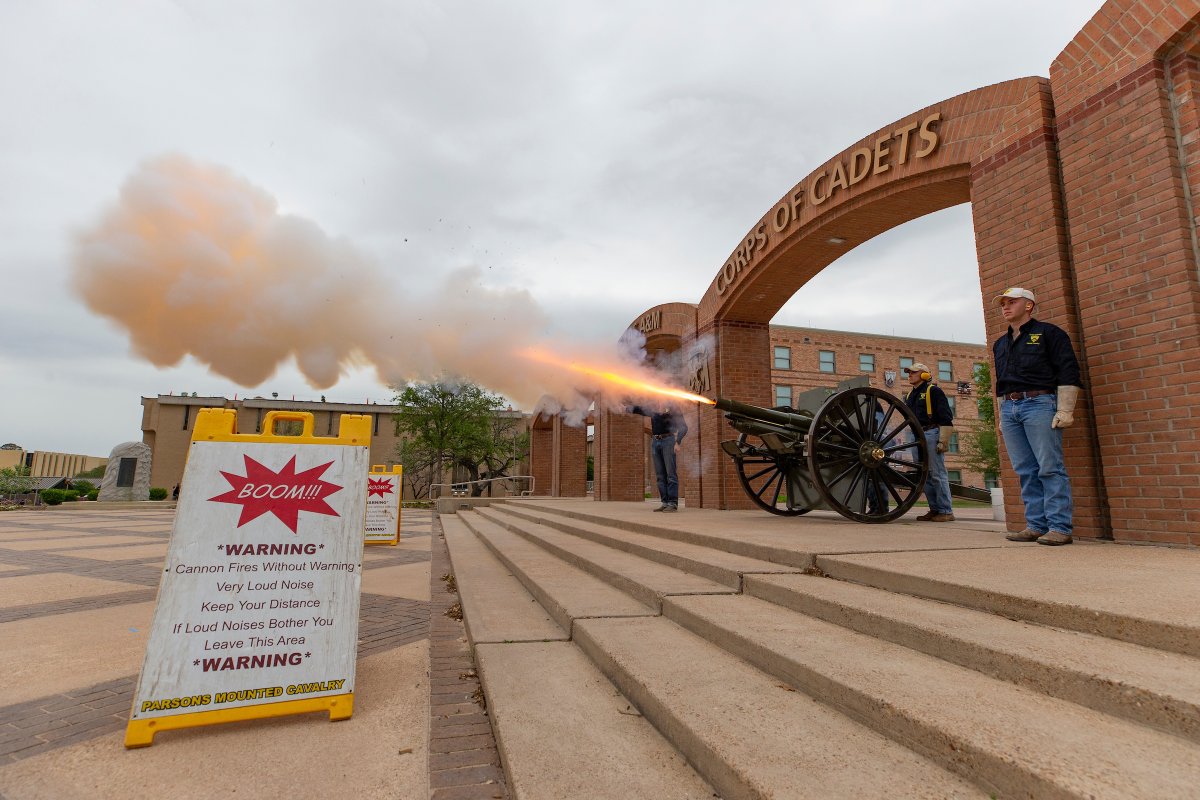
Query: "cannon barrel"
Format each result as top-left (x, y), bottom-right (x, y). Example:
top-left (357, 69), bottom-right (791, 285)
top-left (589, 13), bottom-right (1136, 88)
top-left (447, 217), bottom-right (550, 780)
top-left (714, 397), bottom-right (812, 430)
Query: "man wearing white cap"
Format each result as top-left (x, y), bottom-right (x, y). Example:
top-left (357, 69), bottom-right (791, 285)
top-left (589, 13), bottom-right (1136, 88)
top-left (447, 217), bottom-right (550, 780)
top-left (993, 288), bottom-right (1082, 545)
top-left (903, 362), bottom-right (956, 521)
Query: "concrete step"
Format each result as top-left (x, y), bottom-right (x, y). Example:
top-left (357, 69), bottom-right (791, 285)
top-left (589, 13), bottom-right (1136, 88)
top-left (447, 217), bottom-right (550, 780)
top-left (574, 615), bottom-right (987, 800)
top-left (471, 507), bottom-right (735, 611)
top-left (744, 572), bottom-right (1200, 743)
top-left (486, 503), bottom-right (802, 589)
top-left (498, 499), bottom-right (815, 568)
top-left (662, 592), bottom-right (1200, 799)
top-left (441, 515), bottom-right (567, 644)
top-left (475, 641), bottom-right (716, 799)
top-left (817, 551), bottom-right (1200, 657)
top-left (456, 512), bottom-right (653, 632)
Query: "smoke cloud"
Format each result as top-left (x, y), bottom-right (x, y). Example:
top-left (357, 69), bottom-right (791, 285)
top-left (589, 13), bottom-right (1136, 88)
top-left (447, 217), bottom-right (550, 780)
top-left (73, 155), bottom-right (696, 420)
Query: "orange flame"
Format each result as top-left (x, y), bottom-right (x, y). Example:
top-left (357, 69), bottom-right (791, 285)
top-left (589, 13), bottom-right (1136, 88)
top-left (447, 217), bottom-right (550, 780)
top-left (520, 348), bottom-right (716, 405)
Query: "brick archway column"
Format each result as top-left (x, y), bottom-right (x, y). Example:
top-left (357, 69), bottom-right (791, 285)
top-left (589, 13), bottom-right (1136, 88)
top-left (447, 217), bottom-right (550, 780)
top-left (528, 415), bottom-right (554, 496)
top-left (693, 320), bottom-right (773, 509)
top-left (551, 417), bottom-right (587, 497)
top-left (594, 403), bottom-right (645, 502)
top-left (969, 82), bottom-right (1106, 540)
top-left (1049, 1), bottom-right (1200, 545)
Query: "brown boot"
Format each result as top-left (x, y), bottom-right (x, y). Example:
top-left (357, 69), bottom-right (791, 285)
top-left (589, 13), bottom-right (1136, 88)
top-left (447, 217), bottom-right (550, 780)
top-left (1005, 528), bottom-right (1043, 542)
top-left (928, 513), bottom-right (956, 522)
top-left (1037, 531), bottom-right (1072, 546)
top-left (916, 510), bottom-right (936, 521)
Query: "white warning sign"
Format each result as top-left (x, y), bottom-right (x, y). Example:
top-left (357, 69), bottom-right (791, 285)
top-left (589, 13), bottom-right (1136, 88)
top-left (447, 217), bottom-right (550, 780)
top-left (126, 410), bottom-right (370, 746)
top-left (364, 465), bottom-right (402, 545)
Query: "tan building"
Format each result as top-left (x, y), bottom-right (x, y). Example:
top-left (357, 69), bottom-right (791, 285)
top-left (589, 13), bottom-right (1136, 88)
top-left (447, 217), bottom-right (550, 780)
top-left (141, 395), bottom-right (531, 498)
top-left (0, 444), bottom-right (107, 478)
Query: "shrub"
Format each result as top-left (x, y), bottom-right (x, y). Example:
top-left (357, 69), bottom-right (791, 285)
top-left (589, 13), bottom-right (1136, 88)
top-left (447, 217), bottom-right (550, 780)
top-left (41, 489), bottom-right (65, 505)
top-left (72, 480), bottom-right (95, 495)
top-left (149, 487), bottom-right (168, 501)
top-left (62, 490), bottom-right (79, 502)
top-left (87, 489), bottom-right (99, 501)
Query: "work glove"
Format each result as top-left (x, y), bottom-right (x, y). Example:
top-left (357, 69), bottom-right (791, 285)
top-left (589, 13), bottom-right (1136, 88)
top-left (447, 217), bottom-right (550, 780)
top-left (1052, 385), bottom-right (1080, 429)
top-left (936, 425), bottom-right (954, 454)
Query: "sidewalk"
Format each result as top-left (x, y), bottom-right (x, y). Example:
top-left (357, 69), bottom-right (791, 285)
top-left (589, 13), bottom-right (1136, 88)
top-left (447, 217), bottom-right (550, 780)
top-left (0, 506), bottom-right (432, 800)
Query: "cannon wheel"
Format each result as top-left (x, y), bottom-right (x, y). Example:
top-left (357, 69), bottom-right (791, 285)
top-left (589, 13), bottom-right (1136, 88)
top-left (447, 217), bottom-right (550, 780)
top-left (728, 431), bottom-right (813, 516)
top-left (806, 387), bottom-right (929, 523)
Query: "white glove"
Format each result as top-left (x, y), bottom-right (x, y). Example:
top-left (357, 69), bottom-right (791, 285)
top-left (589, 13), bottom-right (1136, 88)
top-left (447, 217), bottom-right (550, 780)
top-left (936, 426), bottom-right (953, 454)
top-left (1052, 385), bottom-right (1080, 429)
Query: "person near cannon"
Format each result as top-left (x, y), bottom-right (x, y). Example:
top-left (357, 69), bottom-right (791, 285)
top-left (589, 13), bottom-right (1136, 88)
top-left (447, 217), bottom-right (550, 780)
top-left (626, 403), bottom-right (688, 512)
top-left (903, 362), bottom-right (955, 522)
top-left (992, 287), bottom-right (1082, 546)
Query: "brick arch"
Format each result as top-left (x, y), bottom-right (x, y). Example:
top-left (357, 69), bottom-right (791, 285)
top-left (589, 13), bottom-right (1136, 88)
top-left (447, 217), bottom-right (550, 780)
top-left (697, 77), bottom-right (1056, 327)
top-left (687, 77), bottom-right (1107, 526)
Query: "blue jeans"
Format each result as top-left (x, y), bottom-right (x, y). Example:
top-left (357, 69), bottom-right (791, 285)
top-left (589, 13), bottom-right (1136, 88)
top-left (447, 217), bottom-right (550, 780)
top-left (651, 437), bottom-right (678, 506)
top-left (1000, 394), bottom-right (1072, 534)
top-left (923, 428), bottom-right (953, 515)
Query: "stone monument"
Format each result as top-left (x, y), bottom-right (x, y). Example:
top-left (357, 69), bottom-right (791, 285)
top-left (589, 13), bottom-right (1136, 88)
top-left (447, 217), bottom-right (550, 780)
top-left (98, 442), bottom-right (152, 502)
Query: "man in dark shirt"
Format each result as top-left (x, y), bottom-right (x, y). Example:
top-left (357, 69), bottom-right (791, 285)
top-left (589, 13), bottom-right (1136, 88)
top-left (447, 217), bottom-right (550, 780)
top-left (903, 363), bottom-right (956, 522)
top-left (992, 287), bottom-right (1082, 546)
top-left (627, 403), bottom-right (688, 512)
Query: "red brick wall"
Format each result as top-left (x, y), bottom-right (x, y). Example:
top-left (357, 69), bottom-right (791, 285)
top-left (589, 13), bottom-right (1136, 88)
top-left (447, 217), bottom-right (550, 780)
top-left (529, 422), bottom-right (553, 497)
top-left (1050, 0), bottom-right (1200, 545)
top-left (552, 417), bottom-right (588, 497)
top-left (594, 406), bottom-right (645, 502)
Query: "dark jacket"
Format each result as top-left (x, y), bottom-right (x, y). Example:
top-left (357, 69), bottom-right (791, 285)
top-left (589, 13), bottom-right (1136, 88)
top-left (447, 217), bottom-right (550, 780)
top-left (627, 406), bottom-right (688, 443)
top-left (904, 381), bottom-right (954, 429)
top-left (993, 318), bottom-right (1082, 395)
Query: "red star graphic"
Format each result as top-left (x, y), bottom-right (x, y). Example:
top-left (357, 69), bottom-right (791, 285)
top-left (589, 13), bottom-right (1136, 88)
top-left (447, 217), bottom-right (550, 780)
top-left (208, 455), bottom-right (342, 533)
top-left (367, 477), bottom-right (395, 498)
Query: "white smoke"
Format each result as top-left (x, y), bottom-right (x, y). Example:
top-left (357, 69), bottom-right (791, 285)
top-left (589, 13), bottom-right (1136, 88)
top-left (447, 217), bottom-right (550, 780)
top-left (73, 155), bottom-right (694, 419)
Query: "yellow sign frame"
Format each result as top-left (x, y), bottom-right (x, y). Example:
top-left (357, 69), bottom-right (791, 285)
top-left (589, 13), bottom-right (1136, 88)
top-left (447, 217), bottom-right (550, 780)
top-left (125, 408), bottom-right (371, 748)
top-left (365, 464), bottom-right (403, 546)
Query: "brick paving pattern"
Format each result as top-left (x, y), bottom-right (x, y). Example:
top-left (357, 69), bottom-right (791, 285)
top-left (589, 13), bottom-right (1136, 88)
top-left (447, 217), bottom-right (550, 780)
top-left (0, 507), bottom-right (434, 767)
top-left (427, 515), bottom-right (508, 800)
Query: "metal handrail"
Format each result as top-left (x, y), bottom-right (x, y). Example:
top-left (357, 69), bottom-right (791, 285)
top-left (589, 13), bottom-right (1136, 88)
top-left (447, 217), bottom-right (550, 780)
top-left (430, 475), bottom-right (535, 499)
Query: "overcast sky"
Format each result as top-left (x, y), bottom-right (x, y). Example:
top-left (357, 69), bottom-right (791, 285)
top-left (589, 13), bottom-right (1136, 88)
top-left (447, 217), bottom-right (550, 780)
top-left (1, 1), bottom-right (1103, 457)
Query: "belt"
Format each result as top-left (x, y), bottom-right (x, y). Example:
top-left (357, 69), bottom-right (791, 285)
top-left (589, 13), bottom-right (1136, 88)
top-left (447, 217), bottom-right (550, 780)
top-left (652, 433), bottom-right (674, 440)
top-left (1005, 389), bottom-right (1053, 401)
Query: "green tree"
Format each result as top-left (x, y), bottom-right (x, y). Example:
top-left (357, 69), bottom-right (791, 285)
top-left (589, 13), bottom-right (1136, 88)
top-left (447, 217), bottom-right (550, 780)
top-left (0, 465), bottom-right (36, 501)
top-left (76, 464), bottom-right (107, 478)
top-left (961, 362), bottom-right (1000, 477)
top-left (392, 379), bottom-right (528, 499)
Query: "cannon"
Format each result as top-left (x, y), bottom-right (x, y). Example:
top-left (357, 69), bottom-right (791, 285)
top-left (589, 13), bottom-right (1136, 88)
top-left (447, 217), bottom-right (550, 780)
top-left (716, 381), bottom-right (929, 523)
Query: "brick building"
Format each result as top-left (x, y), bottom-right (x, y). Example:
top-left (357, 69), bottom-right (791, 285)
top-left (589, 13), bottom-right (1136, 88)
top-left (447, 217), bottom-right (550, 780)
top-left (767, 326), bottom-right (990, 488)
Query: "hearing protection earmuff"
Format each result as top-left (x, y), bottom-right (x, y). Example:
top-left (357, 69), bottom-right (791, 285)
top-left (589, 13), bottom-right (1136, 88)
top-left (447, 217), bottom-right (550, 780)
top-left (919, 370), bottom-right (931, 381)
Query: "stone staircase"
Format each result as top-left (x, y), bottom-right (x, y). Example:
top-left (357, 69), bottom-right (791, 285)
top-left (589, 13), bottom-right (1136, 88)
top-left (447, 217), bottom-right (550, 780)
top-left (441, 500), bottom-right (1200, 799)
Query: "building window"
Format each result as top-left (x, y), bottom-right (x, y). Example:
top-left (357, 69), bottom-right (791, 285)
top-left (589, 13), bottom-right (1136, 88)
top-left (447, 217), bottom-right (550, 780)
top-left (947, 470), bottom-right (962, 484)
top-left (859, 354), bottom-right (875, 372)
top-left (948, 432), bottom-right (959, 453)
top-left (773, 346), bottom-right (791, 370)
top-left (984, 471), bottom-right (999, 489)
top-left (774, 385), bottom-right (793, 407)
top-left (947, 397), bottom-right (956, 418)
top-left (900, 356), bottom-right (914, 372)
top-left (818, 351), bottom-right (835, 373)
top-left (182, 404), bottom-right (191, 431)
top-left (938, 360), bottom-right (953, 382)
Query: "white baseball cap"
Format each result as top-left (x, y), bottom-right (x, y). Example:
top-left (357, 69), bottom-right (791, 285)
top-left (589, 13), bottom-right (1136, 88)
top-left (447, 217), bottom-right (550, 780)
top-left (994, 287), bottom-right (1036, 304)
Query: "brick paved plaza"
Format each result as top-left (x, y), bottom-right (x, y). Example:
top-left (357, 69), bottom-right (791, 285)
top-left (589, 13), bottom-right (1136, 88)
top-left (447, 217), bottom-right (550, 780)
top-left (0, 505), bottom-right (451, 800)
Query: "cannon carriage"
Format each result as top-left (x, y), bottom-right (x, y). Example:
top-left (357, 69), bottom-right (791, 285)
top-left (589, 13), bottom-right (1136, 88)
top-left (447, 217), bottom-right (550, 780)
top-left (716, 377), bottom-right (931, 523)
